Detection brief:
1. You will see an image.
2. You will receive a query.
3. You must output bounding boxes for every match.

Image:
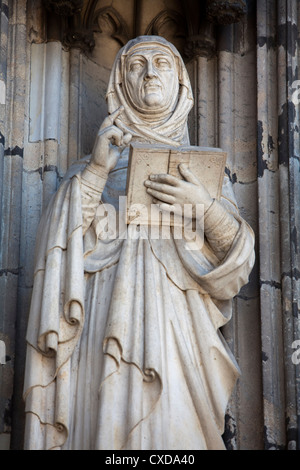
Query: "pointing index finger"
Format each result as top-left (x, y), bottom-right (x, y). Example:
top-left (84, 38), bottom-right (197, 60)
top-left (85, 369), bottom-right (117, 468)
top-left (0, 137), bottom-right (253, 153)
top-left (100, 106), bottom-right (124, 130)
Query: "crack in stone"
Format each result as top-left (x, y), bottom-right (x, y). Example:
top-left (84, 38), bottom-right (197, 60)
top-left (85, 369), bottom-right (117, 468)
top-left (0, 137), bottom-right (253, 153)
top-left (24, 164), bottom-right (62, 181)
top-left (259, 279), bottom-right (281, 290)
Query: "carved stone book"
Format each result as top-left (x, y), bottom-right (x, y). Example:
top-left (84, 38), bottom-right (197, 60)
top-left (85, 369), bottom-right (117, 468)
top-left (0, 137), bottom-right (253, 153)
top-left (126, 143), bottom-right (227, 224)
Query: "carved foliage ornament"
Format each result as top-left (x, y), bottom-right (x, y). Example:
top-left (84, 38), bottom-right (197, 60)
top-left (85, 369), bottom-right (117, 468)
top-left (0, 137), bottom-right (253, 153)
top-left (43, 0), bottom-right (84, 16)
top-left (64, 29), bottom-right (95, 51)
top-left (184, 34), bottom-right (216, 60)
top-left (206, 0), bottom-right (247, 25)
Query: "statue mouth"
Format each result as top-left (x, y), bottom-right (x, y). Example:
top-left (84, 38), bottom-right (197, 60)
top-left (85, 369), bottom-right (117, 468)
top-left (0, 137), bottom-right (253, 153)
top-left (144, 81), bottom-right (162, 91)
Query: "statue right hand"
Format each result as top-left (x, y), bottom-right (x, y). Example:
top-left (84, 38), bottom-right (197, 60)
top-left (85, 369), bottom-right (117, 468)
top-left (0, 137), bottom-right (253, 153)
top-left (90, 106), bottom-right (132, 173)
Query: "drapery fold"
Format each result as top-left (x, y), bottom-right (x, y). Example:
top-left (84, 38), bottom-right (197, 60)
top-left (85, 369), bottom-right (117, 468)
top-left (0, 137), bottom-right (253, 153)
top-left (24, 176), bottom-right (85, 449)
top-left (24, 169), bottom-right (254, 449)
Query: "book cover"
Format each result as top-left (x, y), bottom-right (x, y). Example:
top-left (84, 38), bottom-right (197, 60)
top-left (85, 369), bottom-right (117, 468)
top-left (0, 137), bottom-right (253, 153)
top-left (126, 143), bottom-right (227, 225)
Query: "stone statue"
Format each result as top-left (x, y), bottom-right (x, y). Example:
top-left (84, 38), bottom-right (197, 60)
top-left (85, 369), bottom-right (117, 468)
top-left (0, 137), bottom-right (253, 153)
top-left (23, 36), bottom-right (255, 450)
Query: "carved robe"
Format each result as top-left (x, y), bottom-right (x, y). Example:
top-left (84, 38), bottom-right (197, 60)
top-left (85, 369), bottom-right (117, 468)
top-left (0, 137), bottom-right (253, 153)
top-left (23, 36), bottom-right (255, 450)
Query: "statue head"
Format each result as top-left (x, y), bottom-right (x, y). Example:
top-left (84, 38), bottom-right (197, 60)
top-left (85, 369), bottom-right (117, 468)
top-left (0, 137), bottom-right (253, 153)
top-left (123, 40), bottom-right (179, 115)
top-left (106, 36), bottom-right (194, 146)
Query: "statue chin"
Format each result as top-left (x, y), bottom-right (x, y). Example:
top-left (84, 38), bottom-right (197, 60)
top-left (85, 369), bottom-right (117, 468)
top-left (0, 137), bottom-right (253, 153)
top-left (143, 92), bottom-right (163, 108)
top-left (129, 93), bottom-right (171, 115)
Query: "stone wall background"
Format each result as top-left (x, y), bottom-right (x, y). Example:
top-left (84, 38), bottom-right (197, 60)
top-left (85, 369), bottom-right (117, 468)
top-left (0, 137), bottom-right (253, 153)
top-left (0, 0), bottom-right (299, 450)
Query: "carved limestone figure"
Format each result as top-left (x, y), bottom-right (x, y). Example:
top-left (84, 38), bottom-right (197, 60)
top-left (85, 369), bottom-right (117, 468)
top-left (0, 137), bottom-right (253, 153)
top-left (23, 36), bottom-right (255, 450)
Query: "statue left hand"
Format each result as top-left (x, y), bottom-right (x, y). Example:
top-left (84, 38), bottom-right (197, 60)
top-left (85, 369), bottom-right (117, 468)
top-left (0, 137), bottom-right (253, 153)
top-left (144, 163), bottom-right (213, 218)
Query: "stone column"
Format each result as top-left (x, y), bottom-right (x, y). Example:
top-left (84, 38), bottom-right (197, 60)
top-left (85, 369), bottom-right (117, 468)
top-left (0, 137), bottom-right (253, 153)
top-left (257, 0), bottom-right (300, 450)
top-left (10, 0), bottom-right (76, 449)
top-left (277, 0), bottom-right (300, 450)
top-left (184, 9), bottom-right (217, 147)
top-left (186, 0), bottom-right (261, 450)
top-left (195, 49), bottom-right (217, 147)
top-left (0, 0), bottom-right (27, 450)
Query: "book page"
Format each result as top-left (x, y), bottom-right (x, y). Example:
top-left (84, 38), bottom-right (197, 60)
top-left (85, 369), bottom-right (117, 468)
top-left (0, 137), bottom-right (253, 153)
top-left (168, 148), bottom-right (227, 200)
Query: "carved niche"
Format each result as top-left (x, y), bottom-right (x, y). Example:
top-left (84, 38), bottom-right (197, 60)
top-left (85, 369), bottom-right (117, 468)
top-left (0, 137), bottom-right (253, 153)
top-left (144, 9), bottom-right (187, 56)
top-left (92, 7), bottom-right (129, 47)
top-left (42, 0), bottom-right (247, 59)
top-left (88, 6), bottom-right (130, 68)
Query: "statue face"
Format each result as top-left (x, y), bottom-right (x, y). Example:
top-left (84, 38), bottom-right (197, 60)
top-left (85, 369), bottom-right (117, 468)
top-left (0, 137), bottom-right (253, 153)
top-left (124, 48), bottom-right (178, 112)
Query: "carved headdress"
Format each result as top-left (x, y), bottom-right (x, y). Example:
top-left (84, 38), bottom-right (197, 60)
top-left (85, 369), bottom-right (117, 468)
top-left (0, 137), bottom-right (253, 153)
top-left (106, 35), bottom-right (194, 146)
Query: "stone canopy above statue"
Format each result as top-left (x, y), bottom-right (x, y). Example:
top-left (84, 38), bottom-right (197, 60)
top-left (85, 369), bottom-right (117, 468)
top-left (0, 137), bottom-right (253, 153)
top-left (42, 0), bottom-right (247, 60)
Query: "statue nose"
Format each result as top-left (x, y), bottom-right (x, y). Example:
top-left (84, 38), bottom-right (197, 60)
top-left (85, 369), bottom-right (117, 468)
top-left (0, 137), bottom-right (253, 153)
top-left (145, 62), bottom-right (156, 79)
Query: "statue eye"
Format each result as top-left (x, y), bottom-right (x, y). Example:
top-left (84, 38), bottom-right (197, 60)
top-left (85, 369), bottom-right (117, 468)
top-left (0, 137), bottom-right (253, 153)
top-left (155, 58), bottom-right (171, 70)
top-left (130, 60), bottom-right (144, 72)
